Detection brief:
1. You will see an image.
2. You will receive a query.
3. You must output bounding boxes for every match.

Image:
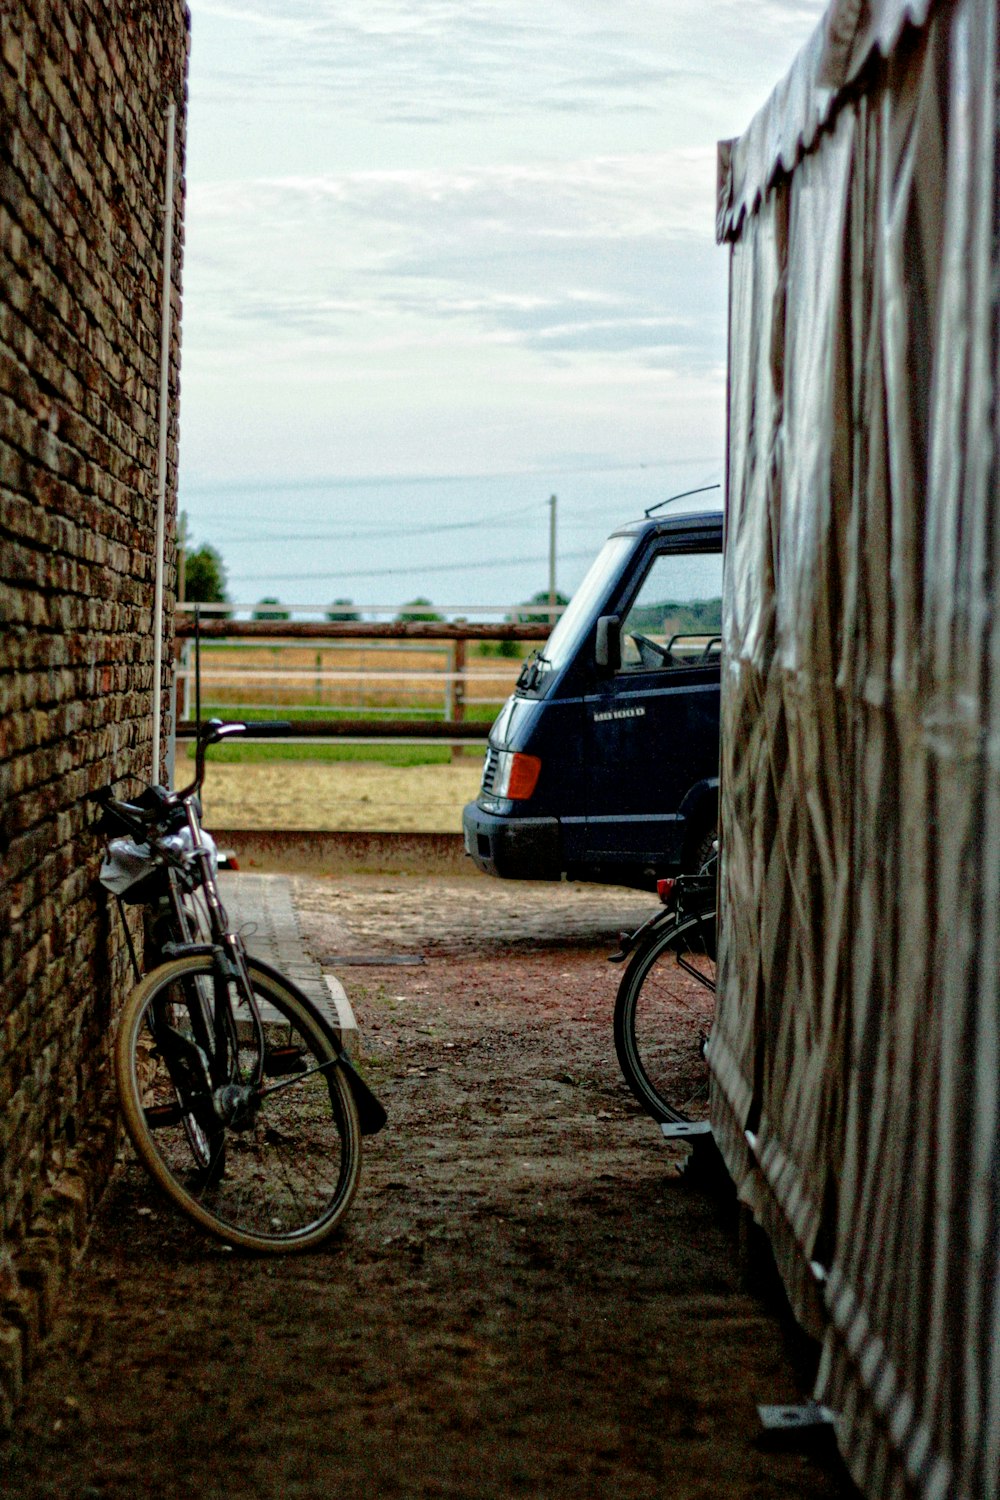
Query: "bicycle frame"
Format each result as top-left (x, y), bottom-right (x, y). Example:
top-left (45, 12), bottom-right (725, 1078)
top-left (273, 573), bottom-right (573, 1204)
top-left (608, 866), bottom-right (717, 964)
top-left (95, 719), bottom-right (291, 1090)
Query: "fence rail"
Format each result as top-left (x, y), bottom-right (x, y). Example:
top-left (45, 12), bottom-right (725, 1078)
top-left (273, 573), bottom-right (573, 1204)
top-left (175, 619), bottom-right (551, 642)
top-left (172, 614), bottom-right (552, 744)
top-left (175, 718), bottom-right (491, 741)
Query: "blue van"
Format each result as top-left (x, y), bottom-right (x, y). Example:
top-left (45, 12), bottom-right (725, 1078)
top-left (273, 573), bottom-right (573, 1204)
top-left (462, 509), bottom-right (722, 890)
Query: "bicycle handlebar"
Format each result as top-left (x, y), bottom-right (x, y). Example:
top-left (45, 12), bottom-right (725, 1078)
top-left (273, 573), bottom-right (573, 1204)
top-left (180, 718), bottom-right (295, 799)
top-left (91, 721), bottom-right (297, 831)
top-left (233, 721), bottom-right (294, 739)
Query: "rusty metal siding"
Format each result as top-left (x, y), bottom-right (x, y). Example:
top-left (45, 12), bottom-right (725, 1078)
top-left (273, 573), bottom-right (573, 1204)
top-left (714, 0), bottom-right (999, 1494)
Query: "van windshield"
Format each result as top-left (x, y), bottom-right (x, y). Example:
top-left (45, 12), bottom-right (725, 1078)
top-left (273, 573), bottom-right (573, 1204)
top-left (527, 533), bottom-right (635, 682)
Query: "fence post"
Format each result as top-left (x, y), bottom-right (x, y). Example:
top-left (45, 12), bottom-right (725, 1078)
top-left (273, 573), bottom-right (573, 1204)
top-left (176, 639), bottom-right (189, 723)
top-left (451, 629), bottom-right (466, 762)
top-left (444, 643), bottom-right (454, 721)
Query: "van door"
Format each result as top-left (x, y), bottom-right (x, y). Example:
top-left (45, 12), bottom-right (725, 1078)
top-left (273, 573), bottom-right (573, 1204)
top-left (583, 545), bottom-right (722, 872)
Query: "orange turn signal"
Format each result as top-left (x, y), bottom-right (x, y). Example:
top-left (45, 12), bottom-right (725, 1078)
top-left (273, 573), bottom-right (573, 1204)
top-left (505, 752), bottom-right (542, 801)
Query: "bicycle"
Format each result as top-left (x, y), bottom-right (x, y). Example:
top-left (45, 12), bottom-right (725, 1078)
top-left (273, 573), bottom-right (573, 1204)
top-left (609, 855), bottom-right (717, 1124)
top-left (92, 718), bottom-right (386, 1252)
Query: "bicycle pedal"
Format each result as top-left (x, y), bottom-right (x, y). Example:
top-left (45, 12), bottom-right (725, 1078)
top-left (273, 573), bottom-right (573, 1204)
top-left (264, 1046), bottom-right (307, 1077)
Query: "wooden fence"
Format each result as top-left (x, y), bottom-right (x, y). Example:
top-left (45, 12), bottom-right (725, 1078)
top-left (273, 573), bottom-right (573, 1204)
top-left (172, 615), bottom-right (553, 742)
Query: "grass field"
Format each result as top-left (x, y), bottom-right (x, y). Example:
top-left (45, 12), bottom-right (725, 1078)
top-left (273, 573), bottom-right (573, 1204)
top-left (181, 637), bottom-right (507, 824)
top-left (200, 758), bottom-right (485, 832)
top-left (185, 640), bottom-right (521, 716)
top-left (191, 740), bottom-right (462, 766)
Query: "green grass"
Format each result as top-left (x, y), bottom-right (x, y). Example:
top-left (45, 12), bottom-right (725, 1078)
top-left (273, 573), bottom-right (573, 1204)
top-left (182, 703), bottom-right (495, 765)
top-left (190, 704), bottom-right (453, 722)
top-left (190, 741), bottom-right (466, 766)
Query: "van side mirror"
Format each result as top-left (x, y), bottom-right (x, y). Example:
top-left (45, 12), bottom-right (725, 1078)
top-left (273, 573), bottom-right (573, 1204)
top-left (595, 615), bottom-right (621, 671)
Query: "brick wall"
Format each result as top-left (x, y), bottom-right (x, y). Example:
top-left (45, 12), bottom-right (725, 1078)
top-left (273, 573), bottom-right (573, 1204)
top-left (0, 1), bottom-right (189, 1426)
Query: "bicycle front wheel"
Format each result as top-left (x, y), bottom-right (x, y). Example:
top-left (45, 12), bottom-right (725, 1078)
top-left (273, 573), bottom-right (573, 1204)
top-left (613, 909), bottom-right (716, 1123)
top-left (115, 954), bottom-right (362, 1252)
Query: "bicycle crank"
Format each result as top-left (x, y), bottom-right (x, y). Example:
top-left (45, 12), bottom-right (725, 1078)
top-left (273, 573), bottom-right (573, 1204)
top-left (213, 1082), bottom-right (261, 1131)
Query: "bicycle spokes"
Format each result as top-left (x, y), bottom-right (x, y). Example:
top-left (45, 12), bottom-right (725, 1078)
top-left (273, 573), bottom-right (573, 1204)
top-left (614, 910), bottom-right (717, 1123)
top-left (117, 958), bottom-right (362, 1250)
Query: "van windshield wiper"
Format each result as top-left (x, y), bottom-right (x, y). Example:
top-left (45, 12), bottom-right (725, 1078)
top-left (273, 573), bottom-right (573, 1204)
top-left (517, 651), bottom-right (551, 691)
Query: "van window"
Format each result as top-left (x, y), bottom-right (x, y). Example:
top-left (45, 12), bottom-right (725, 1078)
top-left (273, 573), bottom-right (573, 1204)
top-left (535, 533), bottom-right (635, 676)
top-left (619, 550), bottom-right (722, 671)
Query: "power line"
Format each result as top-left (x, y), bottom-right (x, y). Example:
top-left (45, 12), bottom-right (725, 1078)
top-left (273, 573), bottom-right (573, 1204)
top-left (229, 549), bottom-right (601, 583)
top-left (210, 501), bottom-right (544, 547)
top-left (180, 455), bottom-right (720, 498)
top-left (185, 475), bottom-right (722, 547)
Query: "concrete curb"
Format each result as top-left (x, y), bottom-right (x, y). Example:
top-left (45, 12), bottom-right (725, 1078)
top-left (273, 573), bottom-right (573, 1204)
top-left (323, 974), bottom-right (360, 1058)
top-left (219, 871), bottom-right (360, 1055)
top-left (212, 830), bottom-right (474, 877)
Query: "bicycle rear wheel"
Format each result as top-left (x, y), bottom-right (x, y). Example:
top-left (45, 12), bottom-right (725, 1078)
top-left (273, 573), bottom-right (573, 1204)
top-left (115, 953), bottom-right (362, 1252)
top-left (613, 909), bottom-right (716, 1123)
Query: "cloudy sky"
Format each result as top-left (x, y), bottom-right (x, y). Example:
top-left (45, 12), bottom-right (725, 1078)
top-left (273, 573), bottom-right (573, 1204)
top-left (178, 0), bottom-right (826, 611)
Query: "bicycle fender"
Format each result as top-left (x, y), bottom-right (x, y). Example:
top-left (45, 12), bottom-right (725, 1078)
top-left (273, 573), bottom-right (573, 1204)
top-left (339, 1054), bottom-right (388, 1137)
top-left (608, 906), bottom-right (675, 962)
top-left (247, 955), bottom-right (388, 1136)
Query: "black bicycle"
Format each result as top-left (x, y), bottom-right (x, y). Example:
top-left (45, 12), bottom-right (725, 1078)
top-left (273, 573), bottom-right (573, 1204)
top-left (610, 858), bottom-right (716, 1123)
top-left (92, 718), bottom-right (385, 1252)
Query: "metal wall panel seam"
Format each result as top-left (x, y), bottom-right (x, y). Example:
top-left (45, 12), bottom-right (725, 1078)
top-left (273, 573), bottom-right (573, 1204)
top-left (818, 1269), bottom-right (961, 1500)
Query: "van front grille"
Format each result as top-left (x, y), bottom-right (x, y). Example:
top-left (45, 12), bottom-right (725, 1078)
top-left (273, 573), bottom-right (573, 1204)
top-left (481, 746), bottom-right (499, 795)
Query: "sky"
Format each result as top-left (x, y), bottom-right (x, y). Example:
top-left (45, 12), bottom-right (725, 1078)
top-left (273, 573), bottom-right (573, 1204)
top-left (178, 0), bottom-right (827, 614)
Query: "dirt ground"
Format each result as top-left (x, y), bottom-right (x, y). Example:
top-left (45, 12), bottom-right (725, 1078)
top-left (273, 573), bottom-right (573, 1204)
top-left (1, 875), bottom-right (857, 1500)
top-left (200, 760), bottom-right (484, 832)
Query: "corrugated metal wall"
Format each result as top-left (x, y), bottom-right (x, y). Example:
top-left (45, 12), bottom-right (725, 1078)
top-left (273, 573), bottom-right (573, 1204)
top-left (713, 1), bottom-right (999, 1495)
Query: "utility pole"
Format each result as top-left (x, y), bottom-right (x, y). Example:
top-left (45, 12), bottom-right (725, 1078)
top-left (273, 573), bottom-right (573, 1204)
top-left (548, 493), bottom-right (557, 621)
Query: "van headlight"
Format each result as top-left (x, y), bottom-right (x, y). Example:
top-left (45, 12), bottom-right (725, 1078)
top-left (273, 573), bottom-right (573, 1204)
top-left (493, 750), bottom-right (541, 801)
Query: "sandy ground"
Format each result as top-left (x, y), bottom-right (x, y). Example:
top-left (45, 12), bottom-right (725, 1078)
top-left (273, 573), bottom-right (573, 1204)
top-left (2, 875), bottom-right (857, 1500)
top-left (201, 760), bottom-right (484, 832)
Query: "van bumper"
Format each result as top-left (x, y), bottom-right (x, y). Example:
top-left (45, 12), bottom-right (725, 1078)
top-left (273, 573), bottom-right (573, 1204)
top-left (462, 802), bottom-right (562, 880)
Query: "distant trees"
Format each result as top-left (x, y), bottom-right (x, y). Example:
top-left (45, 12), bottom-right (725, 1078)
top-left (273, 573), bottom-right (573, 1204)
top-left (252, 597), bottom-right (291, 621)
top-left (396, 597), bottom-right (443, 623)
top-left (629, 597), bottom-right (722, 635)
top-left (475, 589), bottom-right (570, 659)
top-left (511, 589), bottom-right (569, 626)
top-left (478, 636), bottom-right (520, 659)
top-left (184, 543), bottom-right (228, 607)
top-left (326, 598), bottom-right (361, 622)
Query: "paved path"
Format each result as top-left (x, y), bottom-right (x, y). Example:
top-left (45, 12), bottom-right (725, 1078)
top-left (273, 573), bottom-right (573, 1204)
top-left (1, 872), bottom-right (857, 1500)
top-left (218, 869), bottom-right (356, 1049)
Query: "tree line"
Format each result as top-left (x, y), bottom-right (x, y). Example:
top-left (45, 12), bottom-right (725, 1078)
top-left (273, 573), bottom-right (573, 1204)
top-left (183, 542), bottom-right (567, 632)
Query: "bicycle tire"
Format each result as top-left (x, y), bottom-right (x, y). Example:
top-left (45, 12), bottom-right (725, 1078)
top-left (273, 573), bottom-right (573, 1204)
top-left (115, 953), bottom-right (362, 1252)
top-left (613, 908), bottom-right (716, 1123)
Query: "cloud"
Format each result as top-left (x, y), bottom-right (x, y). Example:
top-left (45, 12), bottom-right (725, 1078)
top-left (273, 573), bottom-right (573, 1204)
top-left (184, 152), bottom-right (723, 364)
top-left (180, 0), bottom-right (826, 487)
top-left (191, 0), bottom-right (825, 130)
top-left (193, 2), bottom-right (670, 120)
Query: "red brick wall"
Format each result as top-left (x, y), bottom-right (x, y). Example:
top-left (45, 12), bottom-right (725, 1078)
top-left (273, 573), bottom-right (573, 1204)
top-left (0, 0), bottom-right (189, 1425)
